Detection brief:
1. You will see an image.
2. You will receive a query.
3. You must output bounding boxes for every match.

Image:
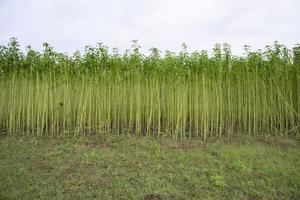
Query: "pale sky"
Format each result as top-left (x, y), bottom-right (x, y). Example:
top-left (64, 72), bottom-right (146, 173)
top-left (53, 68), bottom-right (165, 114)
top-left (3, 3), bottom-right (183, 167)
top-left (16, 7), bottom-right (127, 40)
top-left (0, 0), bottom-right (299, 55)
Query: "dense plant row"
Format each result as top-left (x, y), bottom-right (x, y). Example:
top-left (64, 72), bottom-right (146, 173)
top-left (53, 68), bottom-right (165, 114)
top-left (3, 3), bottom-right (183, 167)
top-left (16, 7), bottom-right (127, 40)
top-left (1, 38), bottom-right (299, 77)
top-left (0, 38), bottom-right (299, 138)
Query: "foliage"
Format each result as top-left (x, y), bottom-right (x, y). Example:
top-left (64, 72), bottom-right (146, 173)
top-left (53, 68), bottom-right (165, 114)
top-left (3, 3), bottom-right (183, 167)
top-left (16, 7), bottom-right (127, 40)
top-left (0, 38), bottom-right (299, 138)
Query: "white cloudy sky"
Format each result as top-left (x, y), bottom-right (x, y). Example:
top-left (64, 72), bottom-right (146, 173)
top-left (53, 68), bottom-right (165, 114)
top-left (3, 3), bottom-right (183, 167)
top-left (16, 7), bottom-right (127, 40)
top-left (0, 0), bottom-right (299, 55)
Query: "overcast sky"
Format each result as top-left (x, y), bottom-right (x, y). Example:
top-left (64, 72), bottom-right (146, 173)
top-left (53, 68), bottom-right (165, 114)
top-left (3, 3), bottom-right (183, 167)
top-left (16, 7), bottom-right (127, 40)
top-left (0, 0), bottom-right (299, 55)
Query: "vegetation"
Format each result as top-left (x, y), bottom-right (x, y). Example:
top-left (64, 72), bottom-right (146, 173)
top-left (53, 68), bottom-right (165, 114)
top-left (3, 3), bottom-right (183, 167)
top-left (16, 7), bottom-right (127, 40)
top-left (0, 134), bottom-right (300, 199)
top-left (0, 38), bottom-right (299, 139)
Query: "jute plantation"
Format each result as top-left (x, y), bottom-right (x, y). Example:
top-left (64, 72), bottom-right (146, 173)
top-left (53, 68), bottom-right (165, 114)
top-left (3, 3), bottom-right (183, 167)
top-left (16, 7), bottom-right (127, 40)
top-left (1, 38), bottom-right (300, 199)
top-left (0, 38), bottom-right (299, 138)
top-left (1, 0), bottom-right (300, 198)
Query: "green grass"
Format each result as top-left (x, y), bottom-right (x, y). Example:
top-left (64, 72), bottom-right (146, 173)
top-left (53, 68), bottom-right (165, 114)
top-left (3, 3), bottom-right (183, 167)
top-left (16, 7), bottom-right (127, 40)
top-left (1, 134), bottom-right (300, 199)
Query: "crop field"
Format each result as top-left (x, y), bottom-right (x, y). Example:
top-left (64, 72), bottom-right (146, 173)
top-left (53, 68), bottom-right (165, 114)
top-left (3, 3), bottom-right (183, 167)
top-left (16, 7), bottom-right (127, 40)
top-left (1, 0), bottom-right (300, 197)
top-left (0, 38), bottom-right (299, 139)
top-left (1, 39), bottom-right (300, 199)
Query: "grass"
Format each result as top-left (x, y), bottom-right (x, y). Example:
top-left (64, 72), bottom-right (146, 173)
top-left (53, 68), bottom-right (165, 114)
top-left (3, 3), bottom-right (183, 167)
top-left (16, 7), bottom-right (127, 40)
top-left (1, 134), bottom-right (300, 199)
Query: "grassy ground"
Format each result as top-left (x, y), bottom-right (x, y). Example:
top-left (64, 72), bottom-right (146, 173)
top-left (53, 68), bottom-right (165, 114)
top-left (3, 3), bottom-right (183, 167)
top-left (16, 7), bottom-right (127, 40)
top-left (0, 134), bottom-right (300, 200)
